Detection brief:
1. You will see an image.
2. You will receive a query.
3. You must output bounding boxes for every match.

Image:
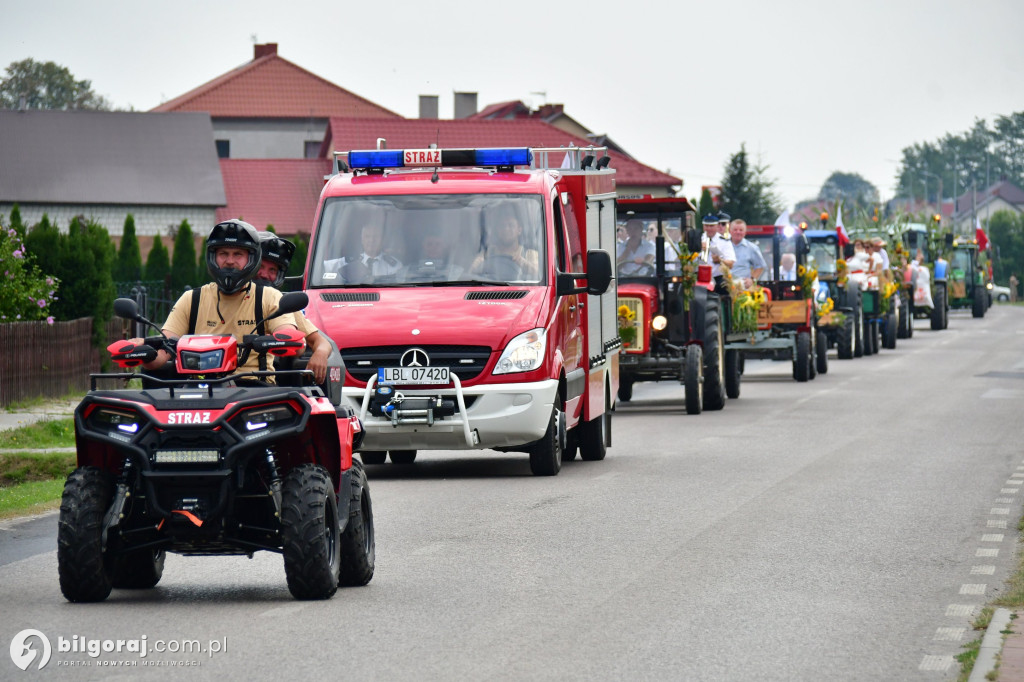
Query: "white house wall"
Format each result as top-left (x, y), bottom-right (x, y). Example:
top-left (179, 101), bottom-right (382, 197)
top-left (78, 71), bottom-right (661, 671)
top-left (212, 119), bottom-right (328, 159)
top-left (1, 204), bottom-right (219, 238)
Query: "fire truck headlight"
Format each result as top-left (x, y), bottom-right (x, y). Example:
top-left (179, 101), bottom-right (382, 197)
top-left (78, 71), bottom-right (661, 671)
top-left (652, 315), bottom-right (668, 331)
top-left (493, 329), bottom-right (546, 374)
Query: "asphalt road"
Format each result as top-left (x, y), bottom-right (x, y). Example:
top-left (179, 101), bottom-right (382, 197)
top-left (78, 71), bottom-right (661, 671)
top-left (2, 306), bottom-right (1023, 680)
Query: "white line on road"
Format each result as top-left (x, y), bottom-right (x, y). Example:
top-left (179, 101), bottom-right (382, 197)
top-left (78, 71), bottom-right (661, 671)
top-left (987, 521), bottom-right (1008, 529)
top-left (946, 604), bottom-right (978, 617)
top-left (971, 566), bottom-right (996, 575)
top-left (933, 627), bottom-right (966, 641)
top-left (960, 584), bottom-right (987, 595)
top-left (976, 549), bottom-right (999, 558)
top-left (919, 655), bottom-right (954, 671)
top-left (981, 534), bottom-right (1005, 542)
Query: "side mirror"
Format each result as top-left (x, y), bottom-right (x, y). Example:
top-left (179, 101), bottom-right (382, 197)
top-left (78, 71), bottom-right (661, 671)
top-left (685, 228), bottom-right (702, 253)
top-left (113, 297), bottom-right (140, 320)
top-left (585, 250), bottom-right (612, 295)
top-left (268, 292), bottom-right (310, 321)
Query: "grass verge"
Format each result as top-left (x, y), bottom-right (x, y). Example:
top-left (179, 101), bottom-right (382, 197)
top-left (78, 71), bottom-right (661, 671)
top-left (0, 418), bottom-right (75, 450)
top-left (0, 479), bottom-right (65, 520)
top-left (956, 513), bottom-right (1024, 681)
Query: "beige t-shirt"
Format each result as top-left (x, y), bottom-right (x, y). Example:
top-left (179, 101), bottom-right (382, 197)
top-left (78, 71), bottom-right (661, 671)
top-left (163, 282), bottom-right (296, 374)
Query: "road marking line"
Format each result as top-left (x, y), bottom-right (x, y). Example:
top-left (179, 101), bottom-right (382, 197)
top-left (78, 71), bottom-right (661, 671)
top-left (987, 521), bottom-right (1007, 529)
top-left (946, 604), bottom-right (977, 617)
top-left (976, 549), bottom-right (999, 558)
top-left (934, 627), bottom-right (965, 641)
top-left (1001, 489), bottom-right (1018, 494)
top-left (971, 565), bottom-right (997, 575)
top-left (990, 508), bottom-right (1010, 515)
top-left (982, 534), bottom-right (1005, 541)
top-left (996, 498), bottom-right (1015, 504)
top-left (919, 655), bottom-right (954, 671)
top-left (960, 584), bottom-right (987, 595)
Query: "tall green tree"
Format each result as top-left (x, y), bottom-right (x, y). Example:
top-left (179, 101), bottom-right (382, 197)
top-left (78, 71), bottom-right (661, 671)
top-left (145, 233), bottom-right (171, 285)
top-left (8, 204), bottom-right (26, 239)
top-left (170, 220), bottom-right (198, 291)
top-left (0, 58), bottom-right (111, 110)
top-left (988, 210), bottom-right (1024, 286)
top-left (819, 172), bottom-right (879, 206)
top-left (24, 214), bottom-right (62, 280)
top-left (697, 188), bottom-right (715, 219)
top-left (115, 215), bottom-right (143, 282)
top-left (50, 217), bottom-right (115, 345)
top-left (719, 144), bottom-right (782, 224)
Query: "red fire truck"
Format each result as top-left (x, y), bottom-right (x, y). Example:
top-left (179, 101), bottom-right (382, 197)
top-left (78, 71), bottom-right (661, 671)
top-left (301, 146), bottom-right (618, 476)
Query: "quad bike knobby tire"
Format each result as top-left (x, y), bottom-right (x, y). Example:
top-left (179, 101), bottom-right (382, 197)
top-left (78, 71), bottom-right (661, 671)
top-left (282, 464), bottom-right (342, 599)
top-left (339, 459), bottom-right (375, 586)
top-left (58, 467), bottom-right (116, 603)
top-left (111, 549), bottom-right (165, 589)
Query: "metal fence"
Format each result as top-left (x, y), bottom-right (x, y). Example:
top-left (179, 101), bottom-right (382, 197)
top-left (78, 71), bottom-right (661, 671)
top-left (114, 281), bottom-right (188, 337)
top-left (0, 317), bottom-right (125, 406)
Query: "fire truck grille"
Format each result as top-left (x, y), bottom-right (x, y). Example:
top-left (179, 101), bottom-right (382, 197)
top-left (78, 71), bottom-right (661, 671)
top-left (341, 345), bottom-right (493, 384)
top-left (616, 296), bottom-right (646, 353)
top-left (320, 292), bottom-right (380, 302)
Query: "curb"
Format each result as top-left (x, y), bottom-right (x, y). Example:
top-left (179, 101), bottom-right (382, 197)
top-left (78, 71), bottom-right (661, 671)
top-left (969, 607), bottom-right (1013, 682)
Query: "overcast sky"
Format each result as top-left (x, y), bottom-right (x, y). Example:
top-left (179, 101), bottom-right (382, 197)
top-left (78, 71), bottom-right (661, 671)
top-left (4, 0), bottom-right (1023, 210)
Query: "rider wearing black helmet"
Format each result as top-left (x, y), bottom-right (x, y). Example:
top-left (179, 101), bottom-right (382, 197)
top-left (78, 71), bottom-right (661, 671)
top-left (255, 231), bottom-right (331, 384)
top-left (140, 219), bottom-right (298, 375)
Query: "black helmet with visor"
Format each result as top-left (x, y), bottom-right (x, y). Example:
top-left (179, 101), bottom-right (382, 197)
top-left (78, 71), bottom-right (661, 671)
top-left (256, 232), bottom-right (297, 288)
top-left (206, 219), bottom-right (261, 294)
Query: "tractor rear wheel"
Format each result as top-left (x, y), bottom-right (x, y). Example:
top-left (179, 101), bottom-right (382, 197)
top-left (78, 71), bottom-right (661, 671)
top-left (725, 349), bottom-right (741, 399)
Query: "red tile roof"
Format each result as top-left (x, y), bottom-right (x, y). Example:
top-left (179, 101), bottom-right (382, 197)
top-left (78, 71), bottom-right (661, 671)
top-left (216, 159), bottom-right (331, 235)
top-left (151, 50), bottom-right (400, 119)
top-left (320, 117), bottom-right (681, 187)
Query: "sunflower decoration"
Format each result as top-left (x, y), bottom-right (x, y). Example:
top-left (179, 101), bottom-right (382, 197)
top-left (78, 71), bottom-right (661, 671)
top-left (836, 259), bottom-right (848, 286)
top-left (617, 304), bottom-right (637, 346)
top-left (732, 286), bottom-right (766, 334)
top-left (668, 240), bottom-right (699, 310)
top-left (798, 264), bottom-right (818, 299)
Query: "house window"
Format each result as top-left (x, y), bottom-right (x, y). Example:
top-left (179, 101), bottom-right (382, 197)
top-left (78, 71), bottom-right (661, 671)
top-left (216, 140), bottom-right (230, 158)
top-left (304, 141), bottom-right (321, 159)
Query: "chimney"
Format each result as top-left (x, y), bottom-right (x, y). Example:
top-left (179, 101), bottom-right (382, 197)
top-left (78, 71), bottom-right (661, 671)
top-left (254, 43), bottom-right (278, 60)
top-left (453, 91), bottom-right (478, 119)
top-left (419, 95), bottom-right (439, 120)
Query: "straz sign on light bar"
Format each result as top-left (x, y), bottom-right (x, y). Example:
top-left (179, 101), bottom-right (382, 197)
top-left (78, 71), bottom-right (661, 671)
top-left (404, 149), bottom-right (442, 166)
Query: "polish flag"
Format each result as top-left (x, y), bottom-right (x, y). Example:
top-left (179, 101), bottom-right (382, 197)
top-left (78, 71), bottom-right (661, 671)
top-left (975, 216), bottom-right (989, 251)
top-left (835, 205), bottom-right (850, 247)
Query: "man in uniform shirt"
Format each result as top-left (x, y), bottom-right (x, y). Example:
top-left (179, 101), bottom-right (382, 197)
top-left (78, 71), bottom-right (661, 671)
top-left (326, 222), bottom-right (403, 282)
top-left (139, 220), bottom-right (299, 377)
top-left (728, 219), bottom-right (767, 288)
top-left (702, 214), bottom-right (735, 287)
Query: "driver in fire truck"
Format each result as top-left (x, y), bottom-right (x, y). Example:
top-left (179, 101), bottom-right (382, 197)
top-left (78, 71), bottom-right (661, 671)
top-left (135, 219), bottom-right (299, 377)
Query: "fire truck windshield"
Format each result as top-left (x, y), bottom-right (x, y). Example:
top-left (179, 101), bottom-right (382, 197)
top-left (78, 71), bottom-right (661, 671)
top-left (309, 194), bottom-right (546, 286)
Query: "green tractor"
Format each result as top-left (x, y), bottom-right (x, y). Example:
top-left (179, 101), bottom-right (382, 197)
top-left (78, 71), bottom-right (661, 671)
top-left (947, 235), bottom-right (989, 318)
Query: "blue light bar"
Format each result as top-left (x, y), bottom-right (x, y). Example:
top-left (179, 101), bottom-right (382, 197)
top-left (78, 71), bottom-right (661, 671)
top-left (473, 148), bottom-right (532, 166)
top-left (346, 147), bottom-right (532, 171)
top-left (348, 150), bottom-right (404, 169)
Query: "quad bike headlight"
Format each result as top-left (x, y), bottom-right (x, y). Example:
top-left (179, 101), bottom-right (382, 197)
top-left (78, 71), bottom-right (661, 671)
top-left (87, 408), bottom-right (143, 440)
top-left (230, 403), bottom-right (299, 440)
top-left (493, 329), bottom-right (546, 374)
top-left (652, 315), bottom-right (668, 331)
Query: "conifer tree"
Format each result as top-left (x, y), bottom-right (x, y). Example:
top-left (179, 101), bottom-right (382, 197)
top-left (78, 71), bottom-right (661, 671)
top-left (115, 214), bottom-right (143, 282)
top-left (145, 233), bottom-right (171, 286)
top-left (170, 220), bottom-right (197, 291)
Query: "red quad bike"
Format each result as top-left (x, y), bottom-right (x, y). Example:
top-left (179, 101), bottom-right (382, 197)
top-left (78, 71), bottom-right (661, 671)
top-left (58, 293), bottom-right (374, 602)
